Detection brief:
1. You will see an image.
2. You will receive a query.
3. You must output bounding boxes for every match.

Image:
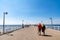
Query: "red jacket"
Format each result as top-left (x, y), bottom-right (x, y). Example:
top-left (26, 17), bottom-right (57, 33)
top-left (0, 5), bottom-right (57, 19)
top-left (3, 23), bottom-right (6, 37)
top-left (38, 24), bottom-right (42, 29)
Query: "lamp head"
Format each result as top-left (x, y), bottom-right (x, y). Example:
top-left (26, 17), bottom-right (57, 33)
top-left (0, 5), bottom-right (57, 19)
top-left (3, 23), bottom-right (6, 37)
top-left (5, 12), bottom-right (8, 15)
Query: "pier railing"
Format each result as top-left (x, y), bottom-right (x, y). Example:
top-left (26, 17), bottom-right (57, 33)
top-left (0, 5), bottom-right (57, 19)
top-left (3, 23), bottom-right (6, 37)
top-left (46, 25), bottom-right (60, 31)
top-left (0, 25), bottom-right (22, 34)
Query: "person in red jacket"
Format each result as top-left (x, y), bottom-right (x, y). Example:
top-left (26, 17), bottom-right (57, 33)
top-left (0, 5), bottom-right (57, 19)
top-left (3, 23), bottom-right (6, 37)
top-left (38, 23), bottom-right (43, 35)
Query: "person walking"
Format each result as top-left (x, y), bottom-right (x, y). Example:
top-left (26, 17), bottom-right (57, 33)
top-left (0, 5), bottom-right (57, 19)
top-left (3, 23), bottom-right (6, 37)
top-left (22, 24), bottom-right (24, 28)
top-left (42, 24), bottom-right (46, 35)
top-left (38, 23), bottom-right (43, 35)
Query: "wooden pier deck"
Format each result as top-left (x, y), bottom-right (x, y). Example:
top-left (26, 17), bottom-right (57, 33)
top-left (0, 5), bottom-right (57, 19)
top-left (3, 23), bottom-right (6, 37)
top-left (0, 26), bottom-right (60, 40)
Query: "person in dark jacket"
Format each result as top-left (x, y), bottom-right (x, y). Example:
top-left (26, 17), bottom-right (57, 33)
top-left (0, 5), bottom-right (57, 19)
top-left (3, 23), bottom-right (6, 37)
top-left (22, 24), bottom-right (24, 28)
top-left (42, 24), bottom-right (46, 35)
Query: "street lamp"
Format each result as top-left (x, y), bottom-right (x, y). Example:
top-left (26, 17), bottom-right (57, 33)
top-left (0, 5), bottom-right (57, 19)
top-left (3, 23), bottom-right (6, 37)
top-left (50, 17), bottom-right (53, 29)
top-left (50, 18), bottom-right (53, 25)
top-left (3, 12), bottom-right (8, 34)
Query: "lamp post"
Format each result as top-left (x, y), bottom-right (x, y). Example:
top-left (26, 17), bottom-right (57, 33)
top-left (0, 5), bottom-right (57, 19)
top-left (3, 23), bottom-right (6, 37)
top-left (3, 12), bottom-right (8, 34)
top-left (50, 17), bottom-right (53, 29)
top-left (50, 18), bottom-right (53, 25)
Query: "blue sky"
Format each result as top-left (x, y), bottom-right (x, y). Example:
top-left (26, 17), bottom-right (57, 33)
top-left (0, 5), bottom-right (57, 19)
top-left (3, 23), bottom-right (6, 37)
top-left (0, 0), bottom-right (60, 24)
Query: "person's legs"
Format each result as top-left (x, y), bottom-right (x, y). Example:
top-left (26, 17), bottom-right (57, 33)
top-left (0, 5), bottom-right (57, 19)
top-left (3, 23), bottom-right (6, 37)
top-left (43, 31), bottom-right (45, 35)
top-left (43, 29), bottom-right (45, 35)
top-left (38, 29), bottom-right (41, 35)
top-left (42, 28), bottom-right (45, 35)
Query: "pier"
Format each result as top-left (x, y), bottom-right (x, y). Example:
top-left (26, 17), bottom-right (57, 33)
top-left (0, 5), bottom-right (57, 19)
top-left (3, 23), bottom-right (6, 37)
top-left (0, 26), bottom-right (60, 40)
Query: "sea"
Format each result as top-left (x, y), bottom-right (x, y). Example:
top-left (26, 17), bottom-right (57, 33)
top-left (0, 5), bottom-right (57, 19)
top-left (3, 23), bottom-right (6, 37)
top-left (0, 24), bottom-right (60, 33)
